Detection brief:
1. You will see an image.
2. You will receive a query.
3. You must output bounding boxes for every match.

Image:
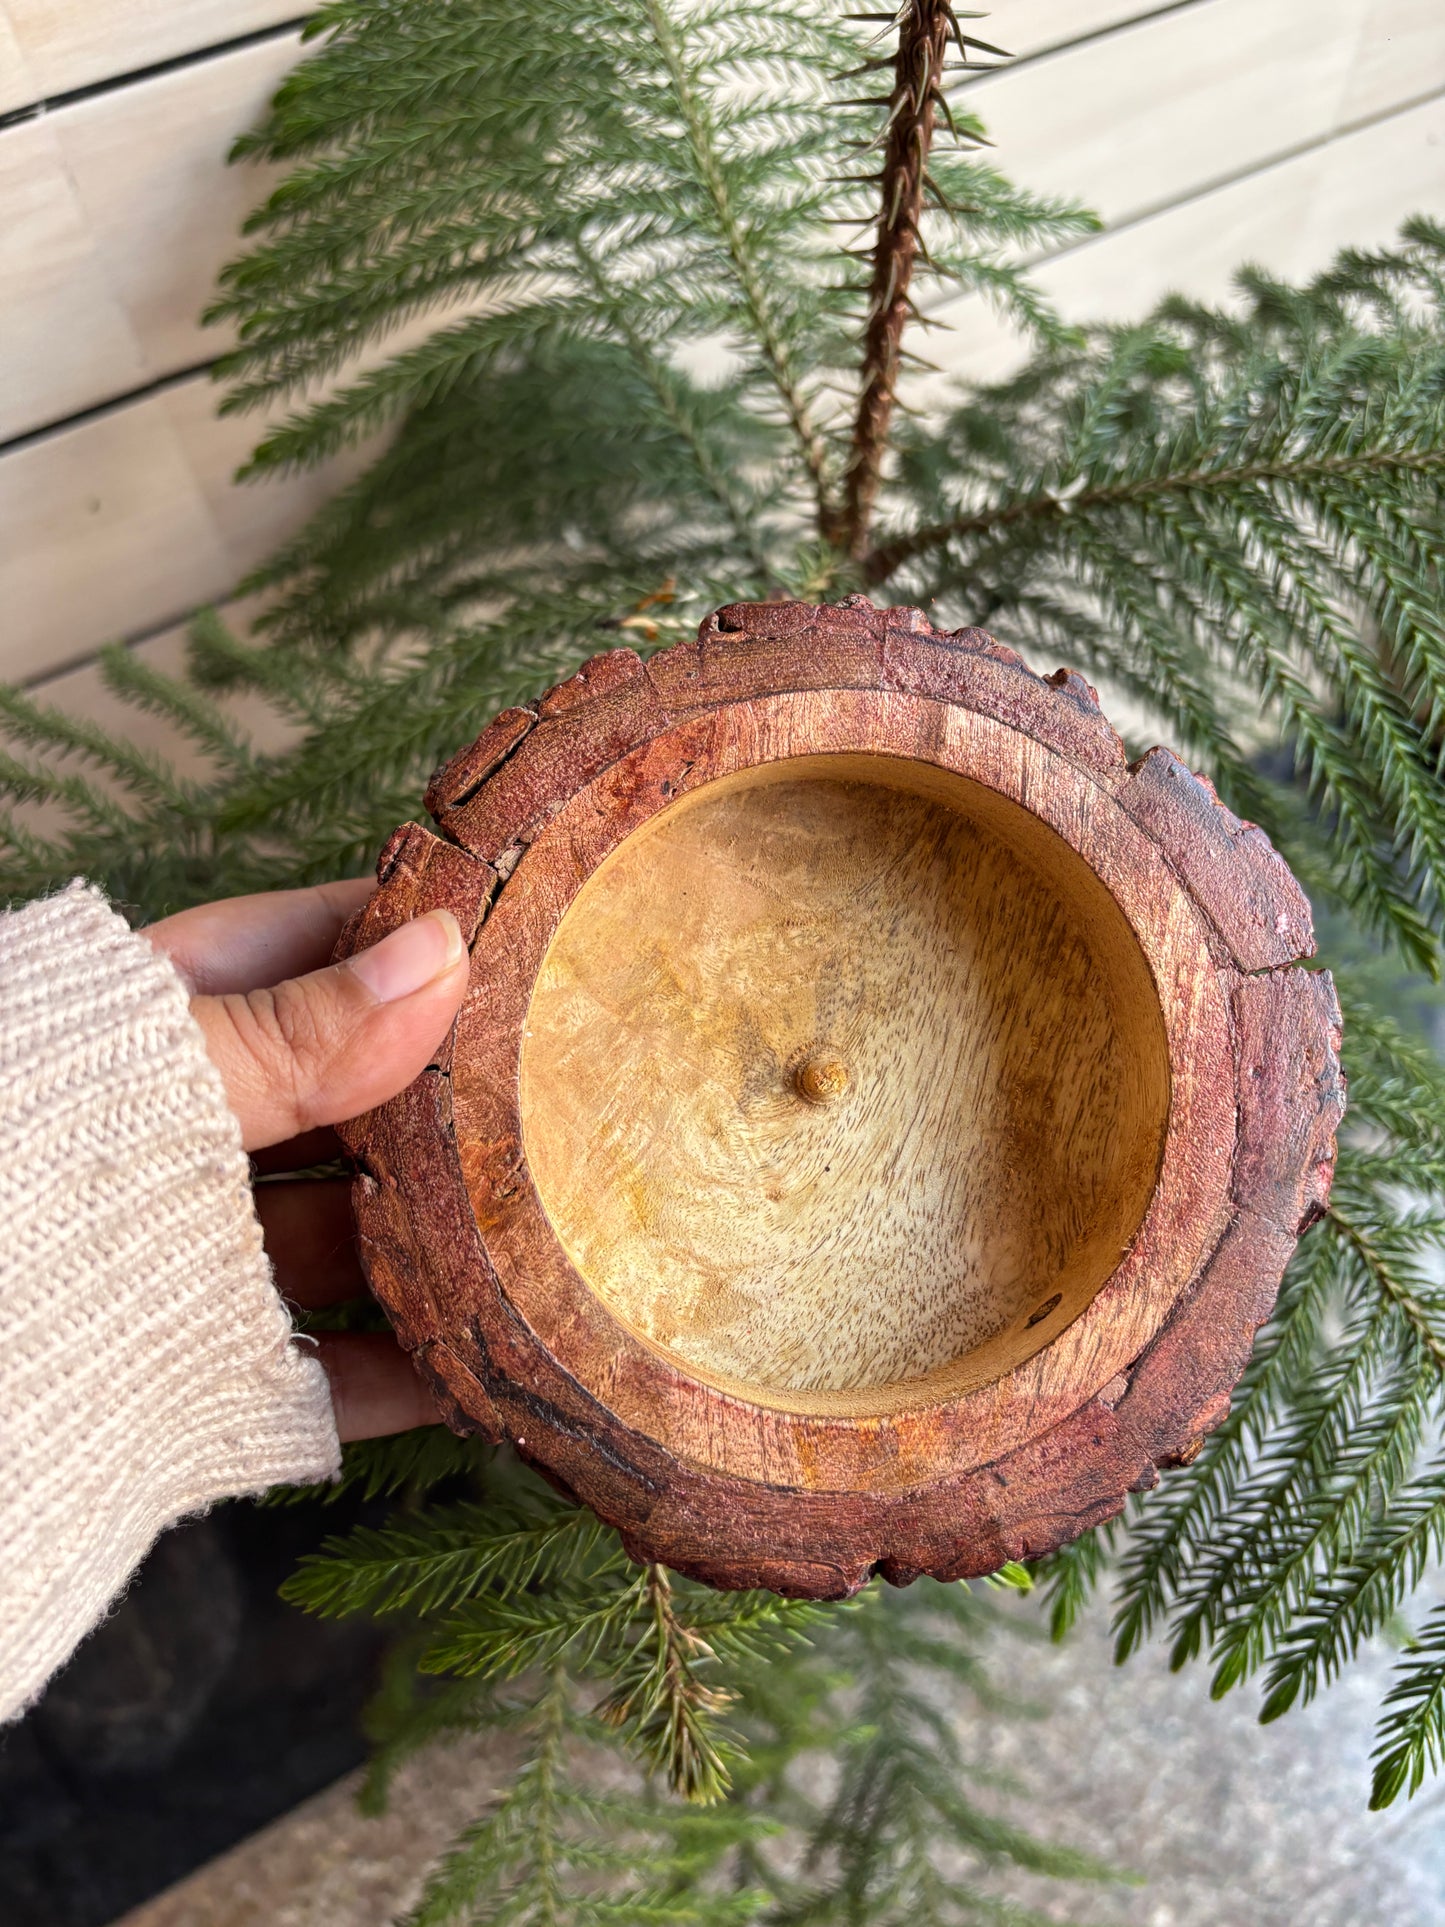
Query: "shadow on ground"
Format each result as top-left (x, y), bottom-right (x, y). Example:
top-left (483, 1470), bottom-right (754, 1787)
top-left (0, 1499), bottom-right (385, 1927)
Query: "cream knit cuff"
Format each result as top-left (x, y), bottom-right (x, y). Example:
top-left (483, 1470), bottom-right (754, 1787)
top-left (0, 883), bottom-right (341, 1723)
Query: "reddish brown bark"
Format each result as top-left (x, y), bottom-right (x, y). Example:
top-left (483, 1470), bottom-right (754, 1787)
top-left (335, 595), bottom-right (1344, 1596)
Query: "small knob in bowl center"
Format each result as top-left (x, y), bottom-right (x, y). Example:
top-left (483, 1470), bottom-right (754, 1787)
top-left (795, 1053), bottom-right (849, 1105)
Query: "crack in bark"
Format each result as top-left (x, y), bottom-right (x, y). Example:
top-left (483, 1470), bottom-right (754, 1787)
top-left (438, 707), bottom-right (539, 816)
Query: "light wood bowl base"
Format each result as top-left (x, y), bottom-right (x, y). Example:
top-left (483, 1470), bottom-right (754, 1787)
top-left (522, 761), bottom-right (1170, 1413)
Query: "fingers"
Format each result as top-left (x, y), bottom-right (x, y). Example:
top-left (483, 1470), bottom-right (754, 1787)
top-left (315, 1333), bottom-right (444, 1442)
top-left (151, 882), bottom-right (457, 1440)
top-left (262, 1182), bottom-right (442, 1441)
top-left (192, 908), bottom-right (469, 1151)
top-left (256, 1179), bottom-right (361, 1310)
top-left (148, 879), bottom-right (376, 995)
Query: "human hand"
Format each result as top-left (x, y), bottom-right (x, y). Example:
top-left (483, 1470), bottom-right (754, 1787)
top-left (146, 880), bottom-right (470, 1443)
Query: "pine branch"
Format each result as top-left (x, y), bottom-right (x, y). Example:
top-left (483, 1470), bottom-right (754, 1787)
top-left (1259, 1471), bottom-right (1445, 1726)
top-left (263, 1425), bottom-right (485, 1507)
top-left (1035, 1525), bottom-right (1116, 1643)
top-left (641, 0), bottom-right (839, 535)
top-left (358, 1646), bottom-right (501, 1818)
top-left (395, 1663), bottom-right (768, 1921)
top-left (594, 1566), bottom-right (738, 1805)
top-left (1371, 1603), bottom-right (1445, 1808)
top-left (97, 644), bottom-right (257, 778)
top-left (862, 445), bottom-right (1445, 585)
top-left (569, 239), bottom-right (775, 584)
top-left (0, 684), bottom-right (196, 816)
top-left (1326, 1205), bottom-right (1445, 1373)
top-left (748, 1583), bottom-right (1123, 1922)
top-left (0, 808), bottom-right (64, 887)
top-left (185, 605), bottom-right (338, 728)
top-left (1092, 959), bottom-right (1445, 1805)
top-left (1111, 1229), bottom-right (1344, 1665)
top-left (282, 1504), bottom-right (623, 1620)
top-left (296, 1459), bottom-right (1101, 1912)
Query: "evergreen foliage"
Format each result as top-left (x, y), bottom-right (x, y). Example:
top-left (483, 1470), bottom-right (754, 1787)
top-left (1044, 972), bottom-right (1445, 1811)
top-left (4, 0), bottom-right (1445, 1897)
top-left (284, 1444), bottom-right (1115, 1923)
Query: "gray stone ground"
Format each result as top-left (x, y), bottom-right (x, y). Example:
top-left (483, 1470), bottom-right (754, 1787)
top-left (116, 1599), bottom-right (1445, 1927)
top-left (964, 1600), bottom-right (1445, 1927)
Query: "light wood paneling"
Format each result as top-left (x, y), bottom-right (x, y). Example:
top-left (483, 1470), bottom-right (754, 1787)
top-left (0, 0), bottom-right (303, 106)
top-left (3, 0), bottom-right (1444, 695)
top-left (0, 0), bottom-right (1159, 117)
top-left (991, 0), bottom-right (1176, 59)
top-left (1341, 0), bottom-right (1445, 121)
top-left (8, 85), bottom-right (1444, 684)
top-left (0, 7), bottom-right (34, 117)
top-left (0, 1), bottom-right (1154, 128)
top-left (1, 391), bottom-right (233, 686)
top-left (0, 113), bottom-right (149, 436)
top-left (0, 378), bottom-right (367, 684)
top-left (54, 35), bottom-right (301, 386)
top-left (965, 0), bottom-right (1445, 229)
top-left (1042, 93), bottom-right (1445, 321)
top-left (6, 1), bottom-right (1441, 448)
top-left (0, 32), bottom-right (300, 443)
top-left (922, 94), bottom-right (1445, 387)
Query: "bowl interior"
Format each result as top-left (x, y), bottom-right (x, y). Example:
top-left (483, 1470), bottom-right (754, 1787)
top-left (519, 754), bottom-right (1171, 1416)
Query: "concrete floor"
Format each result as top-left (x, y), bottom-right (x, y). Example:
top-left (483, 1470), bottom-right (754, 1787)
top-left (113, 1594), bottom-right (1445, 1927)
top-left (971, 1603), bottom-right (1445, 1927)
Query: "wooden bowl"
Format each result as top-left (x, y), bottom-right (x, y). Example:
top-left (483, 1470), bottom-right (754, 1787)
top-left (336, 596), bottom-right (1344, 1597)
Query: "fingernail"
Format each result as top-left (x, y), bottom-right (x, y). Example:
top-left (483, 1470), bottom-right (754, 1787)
top-left (347, 909), bottom-right (466, 1003)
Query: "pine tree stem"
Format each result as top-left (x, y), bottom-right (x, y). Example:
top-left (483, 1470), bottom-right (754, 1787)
top-left (861, 446), bottom-right (1445, 585)
top-left (841, 0), bottom-right (953, 561)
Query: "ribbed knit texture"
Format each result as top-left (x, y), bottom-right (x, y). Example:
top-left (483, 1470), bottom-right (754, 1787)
top-left (0, 883), bottom-right (340, 1722)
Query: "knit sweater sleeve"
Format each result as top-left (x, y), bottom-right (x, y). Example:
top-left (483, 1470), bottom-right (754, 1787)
top-left (0, 883), bottom-right (341, 1722)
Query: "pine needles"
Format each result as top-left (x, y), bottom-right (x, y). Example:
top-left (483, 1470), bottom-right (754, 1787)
top-left (1038, 977), bottom-right (1445, 1810)
top-left (393, 1662), bottom-right (767, 1926)
top-left (282, 1446), bottom-right (1111, 1923)
top-left (871, 230), bottom-right (1445, 972)
top-left (4, 0), bottom-right (1445, 1868)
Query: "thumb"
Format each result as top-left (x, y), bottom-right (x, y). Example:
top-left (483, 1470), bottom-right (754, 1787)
top-left (192, 908), bottom-right (470, 1151)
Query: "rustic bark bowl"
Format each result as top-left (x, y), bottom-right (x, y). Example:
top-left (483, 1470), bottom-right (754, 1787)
top-left (335, 595), bottom-right (1344, 1598)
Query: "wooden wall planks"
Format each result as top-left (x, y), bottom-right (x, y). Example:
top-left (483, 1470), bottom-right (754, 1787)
top-left (924, 92), bottom-right (1445, 386)
top-left (0, 0), bottom-right (304, 110)
top-left (1036, 93), bottom-right (1445, 324)
top-left (0, 377), bottom-right (369, 685)
top-left (7, 0), bottom-right (1441, 448)
top-left (53, 37), bottom-right (303, 382)
top-left (0, 8), bottom-right (32, 118)
top-left (0, 31), bottom-right (302, 442)
top-left (0, 0), bottom-right (1131, 118)
top-left (1, 0), bottom-right (1442, 705)
top-left (0, 112), bottom-right (152, 438)
top-left (961, 0), bottom-right (1445, 229)
top-left (985, 0), bottom-right (1184, 60)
